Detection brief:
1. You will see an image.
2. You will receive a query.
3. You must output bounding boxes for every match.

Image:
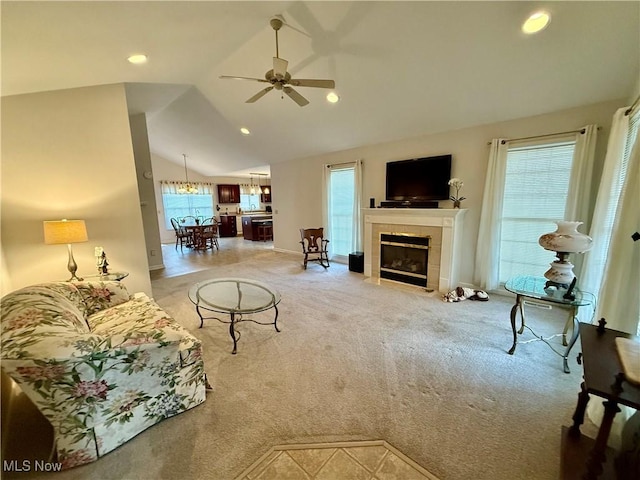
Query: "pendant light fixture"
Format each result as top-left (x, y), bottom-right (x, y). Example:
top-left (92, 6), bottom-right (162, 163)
top-left (178, 154), bottom-right (198, 194)
top-left (251, 172), bottom-right (270, 195)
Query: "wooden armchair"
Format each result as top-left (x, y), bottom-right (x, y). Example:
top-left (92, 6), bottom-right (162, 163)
top-left (299, 228), bottom-right (330, 269)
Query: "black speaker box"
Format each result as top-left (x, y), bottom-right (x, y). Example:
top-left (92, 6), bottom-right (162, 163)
top-left (349, 251), bottom-right (364, 273)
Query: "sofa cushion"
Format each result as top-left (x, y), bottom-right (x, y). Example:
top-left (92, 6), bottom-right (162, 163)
top-left (74, 281), bottom-right (131, 317)
top-left (87, 293), bottom-right (201, 353)
top-left (1, 283), bottom-right (89, 339)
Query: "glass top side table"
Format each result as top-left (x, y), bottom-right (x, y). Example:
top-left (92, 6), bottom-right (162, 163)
top-left (188, 277), bottom-right (281, 354)
top-left (77, 271), bottom-right (129, 282)
top-left (504, 275), bottom-right (592, 373)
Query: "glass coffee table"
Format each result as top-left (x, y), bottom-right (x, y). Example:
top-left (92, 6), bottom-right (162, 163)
top-left (188, 277), bottom-right (281, 354)
top-left (504, 275), bottom-right (592, 373)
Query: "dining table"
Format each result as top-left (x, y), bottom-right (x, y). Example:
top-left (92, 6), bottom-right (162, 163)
top-left (181, 220), bottom-right (218, 251)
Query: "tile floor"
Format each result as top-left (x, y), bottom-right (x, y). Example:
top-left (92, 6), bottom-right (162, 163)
top-left (236, 440), bottom-right (438, 480)
top-left (151, 236), bottom-right (275, 279)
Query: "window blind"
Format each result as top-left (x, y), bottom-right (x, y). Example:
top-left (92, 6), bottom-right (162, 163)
top-left (499, 141), bottom-right (576, 282)
top-left (162, 193), bottom-right (214, 229)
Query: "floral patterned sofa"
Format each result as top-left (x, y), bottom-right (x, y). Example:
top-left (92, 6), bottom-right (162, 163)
top-left (1, 281), bottom-right (207, 469)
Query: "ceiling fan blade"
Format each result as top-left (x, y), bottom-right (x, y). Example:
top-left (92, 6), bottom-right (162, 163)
top-left (246, 86), bottom-right (274, 103)
top-left (289, 78), bottom-right (335, 89)
top-left (273, 57), bottom-right (288, 79)
top-left (283, 86), bottom-right (309, 107)
top-left (219, 75), bottom-right (269, 83)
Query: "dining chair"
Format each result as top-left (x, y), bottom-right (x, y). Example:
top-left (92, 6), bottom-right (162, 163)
top-left (202, 222), bottom-right (219, 250)
top-left (170, 218), bottom-right (191, 251)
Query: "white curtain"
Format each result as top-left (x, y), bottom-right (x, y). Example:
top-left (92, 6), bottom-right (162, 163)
top-left (474, 139), bottom-right (509, 290)
top-left (565, 125), bottom-right (598, 278)
top-left (322, 165), bottom-right (333, 258)
top-left (581, 107), bottom-right (639, 442)
top-left (581, 107), bottom-right (639, 334)
top-left (578, 110), bottom-right (634, 327)
top-left (597, 132), bottom-right (640, 334)
top-left (160, 180), bottom-right (214, 195)
top-left (565, 125), bottom-right (598, 227)
top-left (352, 160), bottom-right (364, 252)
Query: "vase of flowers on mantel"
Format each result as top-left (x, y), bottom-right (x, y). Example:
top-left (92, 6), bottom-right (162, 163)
top-left (448, 178), bottom-right (466, 208)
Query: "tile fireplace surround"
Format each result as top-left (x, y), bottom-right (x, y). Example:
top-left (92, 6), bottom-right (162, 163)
top-left (363, 208), bottom-right (466, 293)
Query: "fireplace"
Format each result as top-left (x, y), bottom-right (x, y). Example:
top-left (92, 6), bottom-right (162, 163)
top-left (380, 233), bottom-right (429, 287)
top-left (363, 208), bottom-right (466, 293)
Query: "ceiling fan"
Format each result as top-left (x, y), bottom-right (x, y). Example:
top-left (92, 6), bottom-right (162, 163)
top-left (219, 16), bottom-right (335, 107)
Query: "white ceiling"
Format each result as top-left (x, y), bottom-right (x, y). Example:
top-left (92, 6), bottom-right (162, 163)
top-left (2, 1), bottom-right (639, 177)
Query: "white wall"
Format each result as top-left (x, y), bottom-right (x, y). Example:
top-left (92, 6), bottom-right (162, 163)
top-left (129, 113), bottom-right (164, 270)
top-left (272, 99), bottom-right (626, 286)
top-left (1, 84), bottom-right (152, 297)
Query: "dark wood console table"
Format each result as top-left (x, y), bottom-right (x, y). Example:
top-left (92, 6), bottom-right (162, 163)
top-left (561, 321), bottom-right (640, 479)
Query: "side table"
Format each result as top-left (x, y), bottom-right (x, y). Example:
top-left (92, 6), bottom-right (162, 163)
top-left (504, 275), bottom-right (592, 373)
top-left (562, 321), bottom-right (640, 479)
top-left (82, 271), bottom-right (129, 281)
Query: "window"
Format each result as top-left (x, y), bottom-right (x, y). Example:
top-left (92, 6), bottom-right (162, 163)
top-left (240, 193), bottom-right (261, 212)
top-left (160, 181), bottom-right (215, 229)
top-left (162, 194), bottom-right (214, 229)
top-left (327, 166), bottom-right (355, 257)
top-left (499, 141), bottom-right (576, 282)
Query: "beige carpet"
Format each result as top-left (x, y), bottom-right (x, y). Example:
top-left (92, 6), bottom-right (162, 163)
top-left (7, 249), bottom-right (593, 479)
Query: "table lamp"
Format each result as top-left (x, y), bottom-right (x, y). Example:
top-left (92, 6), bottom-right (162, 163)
top-left (43, 219), bottom-right (88, 281)
top-left (538, 220), bottom-right (592, 294)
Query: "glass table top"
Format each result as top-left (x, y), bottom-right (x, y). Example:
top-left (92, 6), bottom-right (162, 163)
top-left (504, 275), bottom-right (591, 307)
top-left (82, 271), bottom-right (129, 281)
top-left (188, 277), bottom-right (281, 314)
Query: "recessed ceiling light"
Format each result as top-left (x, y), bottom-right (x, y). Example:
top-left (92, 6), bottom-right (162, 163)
top-left (522, 11), bottom-right (551, 34)
top-left (326, 92), bottom-right (340, 103)
top-left (127, 54), bottom-right (148, 64)
top-left (240, 127), bottom-right (251, 135)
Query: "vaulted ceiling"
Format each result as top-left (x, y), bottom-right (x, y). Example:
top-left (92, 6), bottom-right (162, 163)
top-left (2, 1), bottom-right (638, 177)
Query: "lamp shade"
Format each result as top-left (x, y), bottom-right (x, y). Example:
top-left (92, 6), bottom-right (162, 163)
top-left (538, 221), bottom-right (592, 253)
top-left (43, 220), bottom-right (88, 245)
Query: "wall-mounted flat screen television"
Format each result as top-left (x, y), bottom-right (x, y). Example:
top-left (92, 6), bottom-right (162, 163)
top-left (385, 154), bottom-right (452, 202)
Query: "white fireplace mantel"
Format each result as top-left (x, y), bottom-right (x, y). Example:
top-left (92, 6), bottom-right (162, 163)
top-left (363, 208), bottom-right (467, 293)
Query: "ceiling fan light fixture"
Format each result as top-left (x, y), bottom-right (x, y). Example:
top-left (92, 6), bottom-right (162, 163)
top-left (240, 127), bottom-right (251, 135)
top-left (522, 11), bottom-right (551, 34)
top-left (326, 92), bottom-right (340, 104)
top-left (127, 54), bottom-right (148, 64)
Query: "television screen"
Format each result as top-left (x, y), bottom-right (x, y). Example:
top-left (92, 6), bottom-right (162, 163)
top-left (385, 154), bottom-right (452, 201)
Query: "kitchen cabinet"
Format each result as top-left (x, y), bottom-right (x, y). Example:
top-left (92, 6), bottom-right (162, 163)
top-left (260, 187), bottom-right (272, 203)
top-left (217, 184), bottom-right (240, 204)
top-left (218, 215), bottom-right (238, 237)
top-left (242, 215), bottom-right (273, 241)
